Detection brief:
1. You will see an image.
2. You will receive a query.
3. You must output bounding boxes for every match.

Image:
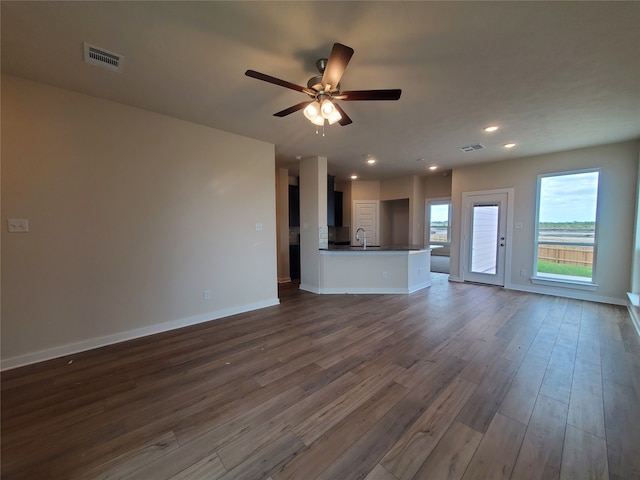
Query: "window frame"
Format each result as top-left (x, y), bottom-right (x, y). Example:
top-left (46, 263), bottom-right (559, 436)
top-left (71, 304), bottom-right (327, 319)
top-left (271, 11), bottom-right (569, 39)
top-left (532, 168), bottom-right (600, 287)
top-left (426, 198), bottom-right (452, 245)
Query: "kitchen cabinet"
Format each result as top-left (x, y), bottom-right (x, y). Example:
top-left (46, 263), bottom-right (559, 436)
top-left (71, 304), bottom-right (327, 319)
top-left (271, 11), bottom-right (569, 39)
top-left (289, 245), bottom-right (300, 279)
top-left (327, 175), bottom-right (335, 226)
top-left (288, 185), bottom-right (299, 227)
top-left (334, 191), bottom-right (343, 227)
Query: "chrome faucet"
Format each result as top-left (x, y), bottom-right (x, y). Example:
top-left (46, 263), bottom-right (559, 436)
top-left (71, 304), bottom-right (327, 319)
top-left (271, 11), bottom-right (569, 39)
top-left (355, 227), bottom-right (367, 249)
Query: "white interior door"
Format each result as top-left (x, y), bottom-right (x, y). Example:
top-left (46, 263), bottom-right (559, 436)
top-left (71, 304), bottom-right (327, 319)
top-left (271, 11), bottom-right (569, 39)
top-left (462, 192), bottom-right (508, 286)
top-left (353, 200), bottom-right (379, 246)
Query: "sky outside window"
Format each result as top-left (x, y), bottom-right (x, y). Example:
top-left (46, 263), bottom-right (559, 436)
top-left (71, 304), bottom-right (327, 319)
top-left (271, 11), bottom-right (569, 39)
top-left (430, 204), bottom-right (450, 223)
top-left (539, 171), bottom-right (599, 223)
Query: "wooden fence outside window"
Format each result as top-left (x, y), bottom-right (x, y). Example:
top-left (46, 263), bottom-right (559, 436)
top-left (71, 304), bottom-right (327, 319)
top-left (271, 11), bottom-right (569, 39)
top-left (538, 245), bottom-right (593, 267)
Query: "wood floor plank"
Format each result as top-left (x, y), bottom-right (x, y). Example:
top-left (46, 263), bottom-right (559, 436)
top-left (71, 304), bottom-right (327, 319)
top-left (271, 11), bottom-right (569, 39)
top-left (460, 413), bottom-right (526, 480)
top-left (510, 394), bottom-right (568, 480)
top-left (602, 379), bottom-right (640, 479)
top-left (75, 431), bottom-right (180, 480)
top-left (313, 392), bottom-right (427, 480)
top-left (272, 381), bottom-right (409, 480)
top-left (567, 359), bottom-right (605, 438)
top-left (498, 352), bottom-right (549, 425)
top-left (363, 464), bottom-right (398, 480)
top-left (380, 376), bottom-right (477, 480)
top-left (218, 431), bottom-right (306, 480)
top-left (455, 356), bottom-right (520, 434)
top-left (539, 343), bottom-right (577, 405)
top-left (167, 453), bottom-right (227, 480)
top-left (291, 363), bottom-right (406, 446)
top-left (560, 425), bottom-right (609, 480)
top-left (411, 421), bottom-right (482, 480)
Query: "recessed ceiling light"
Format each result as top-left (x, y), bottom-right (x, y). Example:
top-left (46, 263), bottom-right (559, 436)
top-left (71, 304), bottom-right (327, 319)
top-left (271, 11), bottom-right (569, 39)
top-left (429, 165), bottom-right (438, 170)
top-left (484, 126), bottom-right (499, 133)
top-left (350, 174), bottom-right (358, 180)
top-left (503, 143), bottom-right (516, 149)
top-left (362, 154), bottom-right (376, 165)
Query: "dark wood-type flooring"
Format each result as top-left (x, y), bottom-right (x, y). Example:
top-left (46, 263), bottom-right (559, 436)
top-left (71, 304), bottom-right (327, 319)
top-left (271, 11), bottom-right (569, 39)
top-left (2, 274), bottom-right (639, 479)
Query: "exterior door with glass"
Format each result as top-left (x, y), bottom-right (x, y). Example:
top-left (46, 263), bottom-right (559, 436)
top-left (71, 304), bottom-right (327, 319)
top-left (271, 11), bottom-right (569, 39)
top-left (462, 192), bottom-right (508, 286)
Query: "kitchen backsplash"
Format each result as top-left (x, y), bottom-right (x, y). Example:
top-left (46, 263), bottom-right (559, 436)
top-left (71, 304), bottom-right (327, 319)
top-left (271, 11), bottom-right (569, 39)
top-left (329, 226), bottom-right (350, 244)
top-left (289, 226), bottom-right (350, 245)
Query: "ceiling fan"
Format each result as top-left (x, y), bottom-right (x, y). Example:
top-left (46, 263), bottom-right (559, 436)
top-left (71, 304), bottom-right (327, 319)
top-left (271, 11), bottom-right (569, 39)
top-left (245, 43), bottom-right (402, 127)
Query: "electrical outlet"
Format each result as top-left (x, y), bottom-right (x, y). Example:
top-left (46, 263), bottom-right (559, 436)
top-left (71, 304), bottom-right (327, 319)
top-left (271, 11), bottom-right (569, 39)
top-left (382, 271), bottom-right (388, 279)
top-left (203, 289), bottom-right (211, 300)
top-left (255, 223), bottom-right (263, 231)
top-left (7, 219), bottom-right (29, 232)
top-left (520, 269), bottom-right (527, 277)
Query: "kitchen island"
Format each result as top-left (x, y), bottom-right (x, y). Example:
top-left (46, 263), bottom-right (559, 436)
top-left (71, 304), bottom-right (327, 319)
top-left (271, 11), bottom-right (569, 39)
top-left (315, 245), bottom-right (435, 294)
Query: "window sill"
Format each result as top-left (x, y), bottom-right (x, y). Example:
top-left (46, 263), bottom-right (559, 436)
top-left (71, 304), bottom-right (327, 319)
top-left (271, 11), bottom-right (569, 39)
top-left (531, 275), bottom-right (597, 291)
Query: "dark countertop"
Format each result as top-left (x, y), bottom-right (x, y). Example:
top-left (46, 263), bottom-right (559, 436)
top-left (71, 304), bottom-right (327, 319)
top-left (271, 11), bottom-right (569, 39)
top-left (321, 244), bottom-right (433, 252)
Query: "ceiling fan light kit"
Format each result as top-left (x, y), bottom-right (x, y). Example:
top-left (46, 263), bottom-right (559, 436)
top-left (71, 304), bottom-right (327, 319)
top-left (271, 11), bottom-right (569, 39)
top-left (245, 42), bottom-right (402, 131)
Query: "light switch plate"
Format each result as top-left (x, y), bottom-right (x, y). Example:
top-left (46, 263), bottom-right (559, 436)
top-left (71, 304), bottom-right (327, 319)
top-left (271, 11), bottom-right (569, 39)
top-left (7, 219), bottom-right (29, 232)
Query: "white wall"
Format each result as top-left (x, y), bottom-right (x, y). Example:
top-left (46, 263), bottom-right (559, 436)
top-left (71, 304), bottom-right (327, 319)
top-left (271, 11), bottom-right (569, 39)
top-left (451, 140), bottom-right (639, 304)
top-left (380, 199), bottom-right (410, 246)
top-left (299, 156), bottom-right (327, 293)
top-left (1, 75), bottom-right (278, 368)
top-left (411, 175), bottom-right (425, 245)
top-left (424, 172), bottom-right (452, 198)
top-left (276, 168), bottom-right (290, 283)
top-left (424, 173), bottom-right (452, 255)
top-left (633, 152), bottom-right (640, 294)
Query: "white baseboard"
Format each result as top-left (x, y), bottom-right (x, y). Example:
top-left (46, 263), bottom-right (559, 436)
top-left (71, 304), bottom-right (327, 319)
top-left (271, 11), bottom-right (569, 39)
top-left (299, 283), bottom-right (320, 294)
top-left (1, 297), bottom-right (280, 371)
top-left (627, 292), bottom-right (640, 337)
top-left (317, 282), bottom-right (432, 295)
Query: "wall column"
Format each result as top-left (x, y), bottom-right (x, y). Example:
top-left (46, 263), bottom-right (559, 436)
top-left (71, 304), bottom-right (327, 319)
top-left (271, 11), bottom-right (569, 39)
top-left (299, 156), bottom-right (328, 293)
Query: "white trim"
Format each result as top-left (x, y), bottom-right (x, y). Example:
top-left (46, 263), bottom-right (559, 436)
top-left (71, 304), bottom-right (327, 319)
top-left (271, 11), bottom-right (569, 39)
top-left (352, 200), bottom-right (380, 246)
top-left (460, 188), bottom-right (514, 287)
top-left (425, 197), bottom-right (452, 245)
top-left (534, 169), bottom-right (600, 285)
top-left (317, 281), bottom-right (431, 295)
top-left (299, 283), bottom-right (321, 294)
top-left (530, 276), bottom-right (597, 290)
top-left (627, 292), bottom-right (640, 337)
top-left (1, 298), bottom-right (280, 371)
top-left (508, 283), bottom-right (625, 306)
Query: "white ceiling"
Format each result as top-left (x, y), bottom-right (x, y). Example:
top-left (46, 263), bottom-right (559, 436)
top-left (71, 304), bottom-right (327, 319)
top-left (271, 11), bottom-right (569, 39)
top-left (2, 1), bottom-right (639, 181)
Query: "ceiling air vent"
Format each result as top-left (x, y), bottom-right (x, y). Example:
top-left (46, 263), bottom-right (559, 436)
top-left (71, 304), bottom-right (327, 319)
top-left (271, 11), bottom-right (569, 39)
top-left (83, 42), bottom-right (123, 73)
top-left (459, 144), bottom-right (484, 153)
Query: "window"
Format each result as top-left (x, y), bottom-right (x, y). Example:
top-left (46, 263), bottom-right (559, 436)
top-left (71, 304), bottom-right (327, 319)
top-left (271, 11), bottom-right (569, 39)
top-left (428, 201), bottom-right (451, 244)
top-left (534, 170), bottom-right (599, 284)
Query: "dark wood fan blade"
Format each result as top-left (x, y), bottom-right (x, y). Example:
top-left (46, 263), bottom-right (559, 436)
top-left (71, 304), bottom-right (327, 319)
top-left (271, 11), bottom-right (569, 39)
top-left (321, 43), bottom-right (354, 91)
top-left (245, 69), bottom-right (309, 93)
top-left (333, 103), bottom-right (353, 126)
top-left (274, 102), bottom-right (313, 117)
top-left (341, 89), bottom-right (402, 101)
